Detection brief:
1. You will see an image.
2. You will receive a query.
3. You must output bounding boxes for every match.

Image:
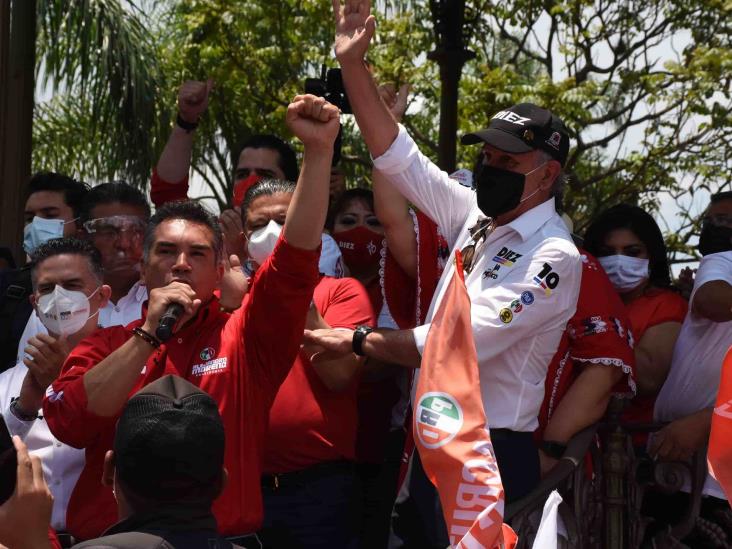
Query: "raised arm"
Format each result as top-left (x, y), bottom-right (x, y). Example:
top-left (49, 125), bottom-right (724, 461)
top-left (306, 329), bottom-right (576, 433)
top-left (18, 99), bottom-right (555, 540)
top-left (373, 83), bottom-right (418, 278)
top-left (156, 80), bottom-right (213, 184)
top-left (333, 1), bottom-right (474, 246)
top-left (282, 95), bottom-right (339, 249)
top-left (333, 0), bottom-right (397, 157)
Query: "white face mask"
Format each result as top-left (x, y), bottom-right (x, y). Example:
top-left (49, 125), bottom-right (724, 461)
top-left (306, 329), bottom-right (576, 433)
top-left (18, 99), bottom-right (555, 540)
top-left (36, 285), bottom-right (100, 336)
top-left (598, 255), bottom-right (649, 292)
top-left (23, 217), bottom-right (76, 255)
top-left (247, 220), bottom-right (283, 266)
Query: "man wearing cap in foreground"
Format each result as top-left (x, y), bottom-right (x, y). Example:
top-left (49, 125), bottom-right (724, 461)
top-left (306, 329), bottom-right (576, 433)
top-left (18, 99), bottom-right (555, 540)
top-left (72, 375), bottom-right (242, 549)
top-left (303, 2), bottom-right (581, 546)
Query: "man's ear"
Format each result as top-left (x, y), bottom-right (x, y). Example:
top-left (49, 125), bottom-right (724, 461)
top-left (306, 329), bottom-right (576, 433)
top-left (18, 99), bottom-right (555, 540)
top-left (539, 160), bottom-right (562, 191)
top-left (29, 293), bottom-right (36, 308)
top-left (102, 450), bottom-right (115, 487)
top-left (98, 284), bottom-right (112, 308)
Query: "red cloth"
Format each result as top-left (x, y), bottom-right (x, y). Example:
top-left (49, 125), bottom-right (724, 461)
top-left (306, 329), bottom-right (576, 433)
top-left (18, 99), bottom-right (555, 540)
top-left (383, 211), bottom-right (449, 329)
top-left (48, 529), bottom-right (62, 549)
top-left (43, 236), bottom-right (319, 540)
top-left (537, 251), bottom-right (636, 440)
top-left (622, 288), bottom-right (688, 434)
top-left (264, 276), bottom-right (375, 473)
top-left (354, 275), bottom-right (400, 463)
top-left (149, 168), bottom-right (188, 207)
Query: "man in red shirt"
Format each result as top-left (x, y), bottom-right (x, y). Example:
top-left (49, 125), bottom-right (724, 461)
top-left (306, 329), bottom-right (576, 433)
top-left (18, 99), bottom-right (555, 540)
top-left (42, 94), bottom-right (341, 542)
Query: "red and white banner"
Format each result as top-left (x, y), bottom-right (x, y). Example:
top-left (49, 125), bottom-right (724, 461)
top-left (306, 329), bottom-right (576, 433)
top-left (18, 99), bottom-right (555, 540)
top-left (708, 346), bottom-right (732, 500)
top-left (414, 251), bottom-right (517, 548)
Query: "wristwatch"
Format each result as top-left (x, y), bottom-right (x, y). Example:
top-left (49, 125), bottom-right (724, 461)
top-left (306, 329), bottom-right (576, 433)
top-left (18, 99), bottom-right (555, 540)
top-left (540, 440), bottom-right (567, 460)
top-left (352, 325), bottom-right (374, 357)
top-left (175, 113), bottom-right (199, 133)
top-left (10, 397), bottom-right (39, 422)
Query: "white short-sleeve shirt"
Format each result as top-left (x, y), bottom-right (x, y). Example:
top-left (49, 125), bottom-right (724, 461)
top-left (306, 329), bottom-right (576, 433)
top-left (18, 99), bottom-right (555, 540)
top-left (654, 251), bottom-right (732, 499)
top-left (373, 125), bottom-right (581, 432)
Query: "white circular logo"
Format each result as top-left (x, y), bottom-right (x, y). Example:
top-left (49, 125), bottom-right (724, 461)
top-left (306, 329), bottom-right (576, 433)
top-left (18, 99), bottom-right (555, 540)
top-left (414, 392), bottom-right (464, 449)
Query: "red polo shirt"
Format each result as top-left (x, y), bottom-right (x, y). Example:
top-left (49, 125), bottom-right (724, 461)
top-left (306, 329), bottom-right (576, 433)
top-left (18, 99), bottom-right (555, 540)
top-left (264, 275), bottom-right (375, 473)
top-left (43, 236), bottom-right (319, 540)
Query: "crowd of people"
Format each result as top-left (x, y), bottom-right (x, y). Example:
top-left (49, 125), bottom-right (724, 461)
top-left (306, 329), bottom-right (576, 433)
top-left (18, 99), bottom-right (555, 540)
top-left (0, 1), bottom-right (730, 548)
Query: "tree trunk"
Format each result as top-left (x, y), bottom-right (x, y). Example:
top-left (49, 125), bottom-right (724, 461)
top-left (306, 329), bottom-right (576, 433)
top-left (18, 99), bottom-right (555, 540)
top-left (428, 0), bottom-right (475, 173)
top-left (0, 0), bottom-right (36, 265)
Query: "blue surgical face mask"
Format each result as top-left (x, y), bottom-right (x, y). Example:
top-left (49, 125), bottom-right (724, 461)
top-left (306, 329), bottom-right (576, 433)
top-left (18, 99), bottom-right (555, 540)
top-left (23, 217), bottom-right (76, 255)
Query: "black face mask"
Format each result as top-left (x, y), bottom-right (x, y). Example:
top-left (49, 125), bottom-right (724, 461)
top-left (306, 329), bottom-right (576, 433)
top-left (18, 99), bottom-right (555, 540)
top-left (475, 164), bottom-right (527, 220)
top-left (699, 223), bottom-right (732, 256)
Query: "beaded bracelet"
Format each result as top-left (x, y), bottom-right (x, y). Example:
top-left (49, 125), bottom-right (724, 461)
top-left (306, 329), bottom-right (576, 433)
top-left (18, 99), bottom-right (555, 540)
top-left (132, 327), bottom-right (161, 349)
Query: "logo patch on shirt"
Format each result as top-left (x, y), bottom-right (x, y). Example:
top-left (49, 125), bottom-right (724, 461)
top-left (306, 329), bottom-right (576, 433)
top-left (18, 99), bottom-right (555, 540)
top-left (520, 291), bottom-right (535, 305)
top-left (45, 387), bottom-right (64, 402)
top-left (533, 262), bottom-right (560, 296)
top-left (199, 347), bottom-right (216, 361)
top-left (484, 247), bottom-right (522, 279)
top-left (499, 308), bottom-right (513, 324)
top-left (191, 357), bottom-right (228, 377)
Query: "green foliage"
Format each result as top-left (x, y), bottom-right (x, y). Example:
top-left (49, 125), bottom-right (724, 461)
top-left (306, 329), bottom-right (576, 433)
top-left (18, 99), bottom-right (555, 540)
top-left (31, 0), bottom-right (732, 263)
top-left (33, 0), bottom-right (170, 187)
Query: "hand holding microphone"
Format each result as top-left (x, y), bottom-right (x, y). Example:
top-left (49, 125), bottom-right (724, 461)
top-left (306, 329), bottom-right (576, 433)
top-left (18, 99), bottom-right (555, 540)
top-left (142, 282), bottom-right (201, 342)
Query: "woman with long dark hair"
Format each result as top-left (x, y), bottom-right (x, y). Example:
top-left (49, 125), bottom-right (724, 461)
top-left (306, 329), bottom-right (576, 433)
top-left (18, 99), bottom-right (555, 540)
top-left (584, 203), bottom-right (687, 432)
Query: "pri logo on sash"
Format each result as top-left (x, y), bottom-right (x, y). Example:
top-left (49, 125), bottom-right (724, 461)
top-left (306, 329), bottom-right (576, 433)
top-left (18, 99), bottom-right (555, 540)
top-left (415, 392), bottom-right (464, 449)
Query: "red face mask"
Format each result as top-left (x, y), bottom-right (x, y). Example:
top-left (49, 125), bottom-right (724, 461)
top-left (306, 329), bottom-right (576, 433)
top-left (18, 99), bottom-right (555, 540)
top-left (332, 226), bottom-right (382, 273)
top-left (233, 173), bottom-right (263, 207)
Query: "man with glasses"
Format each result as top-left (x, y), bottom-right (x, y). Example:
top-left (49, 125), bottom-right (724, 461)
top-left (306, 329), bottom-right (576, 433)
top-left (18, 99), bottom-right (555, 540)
top-left (16, 182), bottom-right (150, 362)
top-left (303, 2), bottom-right (582, 546)
top-left (650, 191), bottom-right (732, 535)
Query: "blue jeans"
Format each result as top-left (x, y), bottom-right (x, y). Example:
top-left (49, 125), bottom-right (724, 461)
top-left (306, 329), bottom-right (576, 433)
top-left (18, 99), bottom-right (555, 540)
top-left (259, 463), bottom-right (360, 549)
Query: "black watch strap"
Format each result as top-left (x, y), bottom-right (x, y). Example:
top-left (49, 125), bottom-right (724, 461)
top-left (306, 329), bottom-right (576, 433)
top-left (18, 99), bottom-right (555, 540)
top-left (10, 397), bottom-right (39, 422)
top-left (540, 440), bottom-right (567, 459)
top-left (352, 325), bottom-right (374, 357)
top-left (175, 113), bottom-right (199, 133)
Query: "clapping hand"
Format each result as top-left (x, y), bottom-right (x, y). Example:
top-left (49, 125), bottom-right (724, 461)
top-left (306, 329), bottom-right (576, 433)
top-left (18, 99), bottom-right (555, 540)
top-left (378, 83), bottom-right (410, 122)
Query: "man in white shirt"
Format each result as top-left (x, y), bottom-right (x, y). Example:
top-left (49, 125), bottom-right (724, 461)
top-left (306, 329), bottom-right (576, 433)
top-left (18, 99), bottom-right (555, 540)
top-left (0, 238), bottom-right (111, 535)
top-left (304, 3), bottom-right (581, 546)
top-left (653, 192), bottom-right (732, 509)
top-left (16, 182), bottom-right (150, 361)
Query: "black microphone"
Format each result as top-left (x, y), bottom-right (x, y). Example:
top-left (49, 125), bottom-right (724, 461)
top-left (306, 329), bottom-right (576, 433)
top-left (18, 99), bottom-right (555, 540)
top-left (155, 302), bottom-right (184, 342)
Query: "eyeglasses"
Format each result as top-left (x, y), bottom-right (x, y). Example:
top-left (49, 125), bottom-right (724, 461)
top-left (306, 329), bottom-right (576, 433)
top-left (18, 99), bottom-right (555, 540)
top-left (83, 215), bottom-right (146, 240)
top-left (460, 218), bottom-right (495, 274)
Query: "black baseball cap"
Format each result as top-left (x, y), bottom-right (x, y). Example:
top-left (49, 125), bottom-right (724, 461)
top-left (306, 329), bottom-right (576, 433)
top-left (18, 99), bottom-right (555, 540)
top-left (114, 375), bottom-right (225, 502)
top-left (462, 103), bottom-right (570, 167)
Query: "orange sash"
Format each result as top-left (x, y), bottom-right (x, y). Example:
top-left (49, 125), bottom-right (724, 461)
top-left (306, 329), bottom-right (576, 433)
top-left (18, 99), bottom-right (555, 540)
top-left (708, 346), bottom-right (732, 500)
top-left (414, 251), bottom-right (517, 548)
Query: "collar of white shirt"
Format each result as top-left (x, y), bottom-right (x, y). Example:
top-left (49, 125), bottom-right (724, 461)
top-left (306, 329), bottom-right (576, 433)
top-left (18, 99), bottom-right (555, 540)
top-left (499, 197), bottom-right (557, 243)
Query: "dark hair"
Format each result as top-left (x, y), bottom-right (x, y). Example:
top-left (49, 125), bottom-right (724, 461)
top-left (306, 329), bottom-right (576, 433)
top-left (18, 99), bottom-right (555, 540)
top-left (583, 203), bottom-right (672, 288)
top-left (327, 188), bottom-right (375, 231)
top-left (0, 247), bottom-right (16, 270)
top-left (240, 178), bottom-right (296, 225)
top-left (238, 134), bottom-right (298, 182)
top-left (81, 181), bottom-right (151, 222)
top-left (27, 172), bottom-right (90, 219)
top-left (144, 200), bottom-right (223, 262)
top-left (29, 237), bottom-right (103, 287)
top-left (710, 191), bottom-right (732, 205)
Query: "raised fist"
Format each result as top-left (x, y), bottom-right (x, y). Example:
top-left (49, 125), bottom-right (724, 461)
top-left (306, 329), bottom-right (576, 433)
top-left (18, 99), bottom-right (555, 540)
top-left (177, 79), bottom-right (214, 124)
top-left (286, 94), bottom-right (341, 149)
